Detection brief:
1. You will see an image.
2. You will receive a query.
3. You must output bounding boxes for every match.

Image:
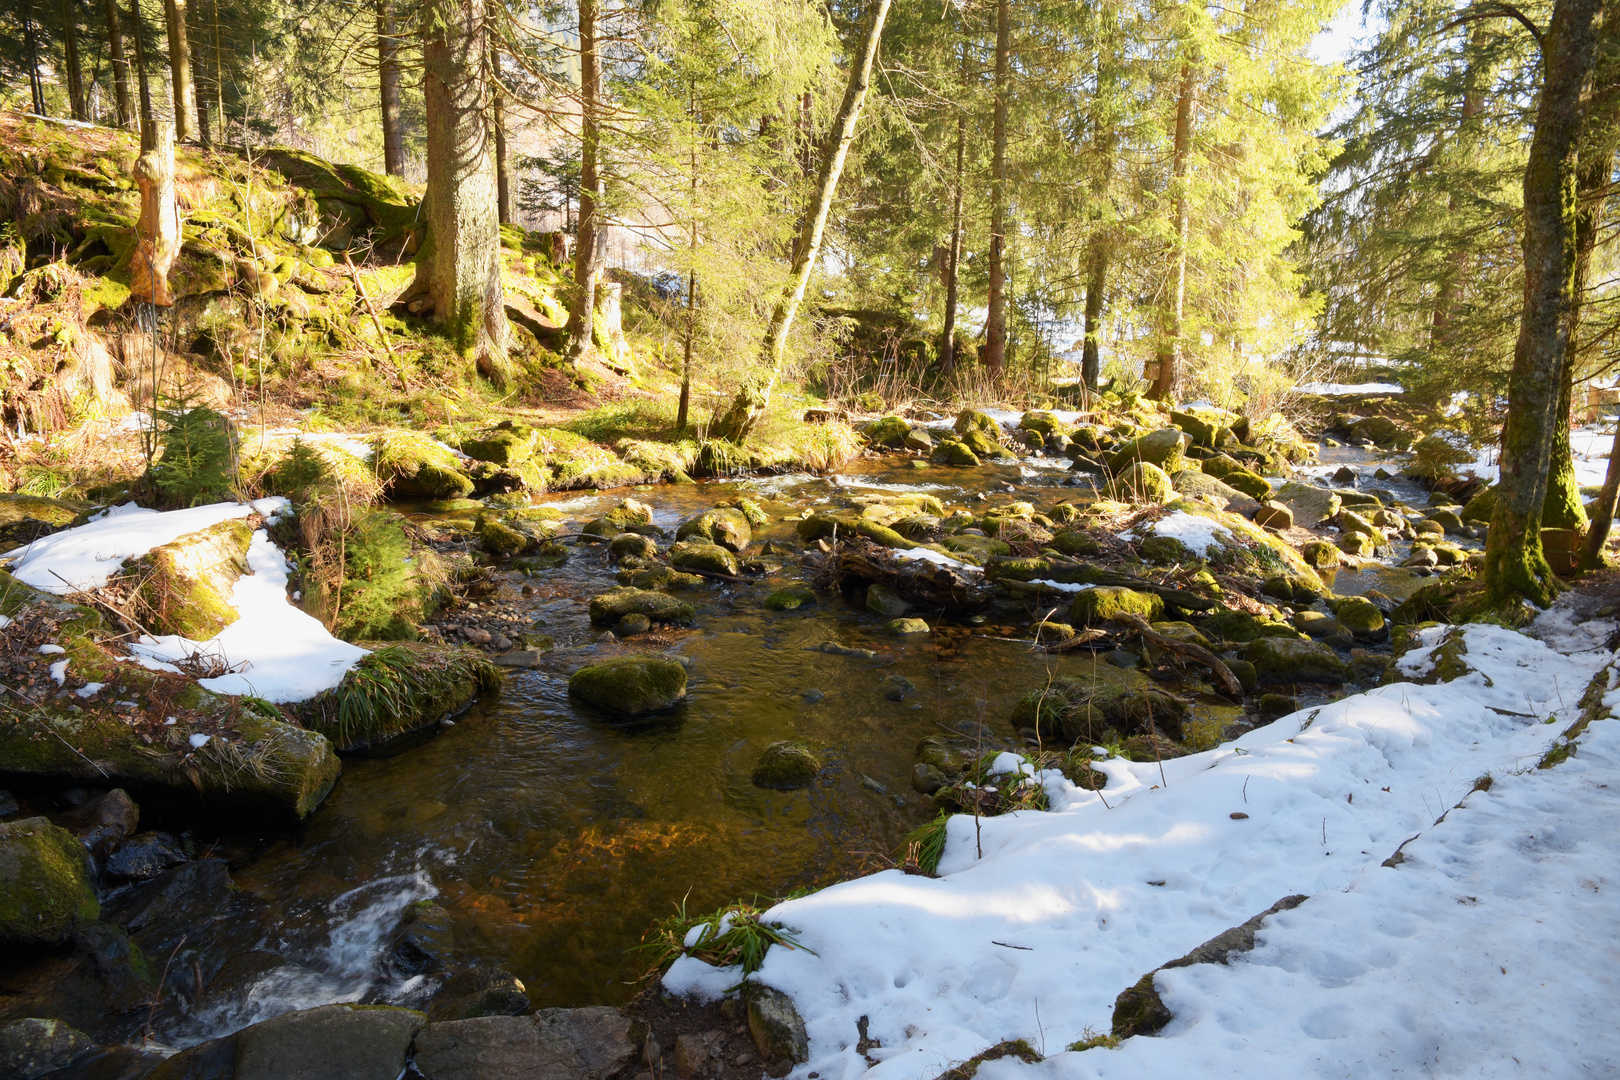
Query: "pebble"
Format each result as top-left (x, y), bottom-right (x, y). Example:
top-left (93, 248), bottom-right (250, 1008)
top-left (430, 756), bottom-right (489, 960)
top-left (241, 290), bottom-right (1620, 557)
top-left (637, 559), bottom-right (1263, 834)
top-left (465, 628), bottom-right (492, 645)
top-left (803, 688), bottom-right (825, 703)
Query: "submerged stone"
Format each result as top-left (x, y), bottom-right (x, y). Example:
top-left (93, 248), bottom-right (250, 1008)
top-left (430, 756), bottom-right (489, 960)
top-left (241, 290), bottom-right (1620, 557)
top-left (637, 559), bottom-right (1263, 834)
top-left (568, 654), bottom-right (688, 716)
top-left (764, 585), bottom-right (818, 611)
top-left (751, 742), bottom-right (821, 789)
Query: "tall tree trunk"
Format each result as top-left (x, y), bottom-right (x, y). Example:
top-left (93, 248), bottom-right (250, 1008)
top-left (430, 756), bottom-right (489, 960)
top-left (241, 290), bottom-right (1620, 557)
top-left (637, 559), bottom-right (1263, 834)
top-left (210, 0), bottom-right (222, 143)
top-left (941, 103), bottom-right (966, 375)
top-left (492, 45), bottom-right (510, 225)
top-left (1150, 61), bottom-right (1197, 401)
top-left (63, 0), bottom-right (89, 121)
top-left (103, 0), bottom-right (133, 128)
top-left (163, 0), bottom-right (197, 142)
top-left (678, 88), bottom-right (698, 432)
top-left (1082, 238), bottom-right (1109, 393)
top-left (565, 0), bottom-right (604, 364)
top-left (377, 0), bottom-right (405, 175)
top-left (1482, 0), bottom-right (1604, 607)
top-left (416, 0), bottom-right (509, 383)
top-left (131, 120), bottom-right (179, 307)
top-left (1577, 24), bottom-right (1620, 570)
top-left (710, 0), bottom-right (892, 442)
top-left (190, 0), bottom-right (209, 146)
top-left (131, 0), bottom-right (155, 144)
top-left (983, 0), bottom-right (1011, 380)
top-left (25, 5), bottom-right (47, 116)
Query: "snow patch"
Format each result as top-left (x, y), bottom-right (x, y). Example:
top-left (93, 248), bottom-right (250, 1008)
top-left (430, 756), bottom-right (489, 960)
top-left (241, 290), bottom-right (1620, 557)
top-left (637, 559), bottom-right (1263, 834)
top-left (1130, 511), bottom-right (1233, 558)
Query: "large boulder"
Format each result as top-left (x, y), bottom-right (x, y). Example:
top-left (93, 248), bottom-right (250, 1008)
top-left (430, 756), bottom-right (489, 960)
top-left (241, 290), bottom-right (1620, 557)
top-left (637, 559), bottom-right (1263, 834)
top-left (675, 508), bottom-right (751, 552)
top-left (1019, 411), bottom-right (1072, 438)
top-left (151, 1003), bottom-right (424, 1080)
top-left (1331, 595), bottom-right (1386, 638)
top-left (123, 519), bottom-right (253, 639)
top-left (0, 818), bottom-right (99, 948)
top-left (669, 540), bottom-right (741, 577)
top-left (569, 655), bottom-right (688, 715)
top-left (1106, 427), bottom-right (1186, 474)
top-left (1170, 408), bottom-right (1232, 448)
top-left (1244, 637), bottom-right (1347, 685)
top-left (0, 1018), bottom-right (96, 1080)
top-left (413, 1008), bottom-right (635, 1080)
top-left (1171, 470), bottom-right (1260, 515)
top-left (457, 421), bottom-right (538, 465)
top-left (863, 416), bottom-right (912, 448)
top-left (930, 440), bottom-right (982, 467)
top-left (1271, 482), bottom-right (1342, 527)
top-left (372, 432), bottom-right (475, 500)
top-left (954, 409), bottom-right (1000, 437)
top-left (1071, 586), bottom-right (1165, 626)
top-left (586, 587), bottom-right (695, 628)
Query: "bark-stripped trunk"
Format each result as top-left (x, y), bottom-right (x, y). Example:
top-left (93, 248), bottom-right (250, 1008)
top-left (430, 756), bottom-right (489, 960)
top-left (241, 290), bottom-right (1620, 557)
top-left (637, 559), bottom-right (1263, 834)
top-left (131, 120), bottom-right (179, 306)
top-left (983, 0), bottom-right (1011, 380)
top-left (378, 0), bottom-right (405, 175)
top-left (941, 103), bottom-right (966, 375)
top-left (1150, 61), bottom-right (1197, 401)
top-left (104, 0), bottom-right (134, 129)
top-left (1482, 0), bottom-right (1604, 606)
top-left (492, 46), bottom-right (510, 225)
top-left (710, 0), bottom-right (892, 442)
top-left (417, 0), bottom-right (510, 383)
top-left (131, 0), bottom-right (155, 143)
top-left (163, 0), bottom-right (197, 142)
top-left (63, 0), bottom-right (89, 121)
top-left (1082, 238), bottom-right (1109, 393)
top-left (566, 0), bottom-right (604, 364)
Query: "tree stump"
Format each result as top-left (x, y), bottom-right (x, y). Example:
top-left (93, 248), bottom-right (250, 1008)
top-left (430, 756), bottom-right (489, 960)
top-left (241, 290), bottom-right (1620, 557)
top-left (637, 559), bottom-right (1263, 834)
top-left (131, 121), bottom-right (180, 307)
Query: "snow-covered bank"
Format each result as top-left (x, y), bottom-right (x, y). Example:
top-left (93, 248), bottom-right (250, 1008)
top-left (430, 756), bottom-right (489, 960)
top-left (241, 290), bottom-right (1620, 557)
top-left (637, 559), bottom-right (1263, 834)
top-left (1295, 381), bottom-right (1404, 396)
top-left (666, 614), bottom-right (1618, 1079)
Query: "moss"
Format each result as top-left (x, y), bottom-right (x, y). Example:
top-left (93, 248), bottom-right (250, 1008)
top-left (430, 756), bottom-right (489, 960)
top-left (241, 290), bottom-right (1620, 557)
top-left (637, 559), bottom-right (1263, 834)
top-left (751, 741), bottom-right (822, 789)
top-left (477, 517), bottom-right (530, 558)
top-left (0, 817), bottom-right (100, 946)
top-left (936, 1040), bottom-right (1042, 1080)
top-left (569, 654), bottom-right (688, 715)
top-left (864, 416), bottom-right (912, 448)
top-left (676, 508), bottom-right (752, 552)
top-left (587, 587), bottom-right (696, 627)
top-left (1330, 595), bottom-right (1385, 637)
top-left (456, 422), bottom-right (539, 465)
top-left (930, 440), bottom-right (981, 467)
top-left (124, 519), bottom-right (254, 639)
top-left (953, 409), bottom-right (1000, 436)
top-left (669, 540), bottom-right (740, 576)
top-left (1071, 586), bottom-right (1165, 626)
top-left (1106, 428), bottom-right (1186, 474)
top-left (1108, 462), bottom-right (1174, 503)
top-left (295, 642), bottom-right (499, 751)
top-left (372, 431), bottom-right (475, 500)
top-left (1244, 637), bottom-right (1347, 685)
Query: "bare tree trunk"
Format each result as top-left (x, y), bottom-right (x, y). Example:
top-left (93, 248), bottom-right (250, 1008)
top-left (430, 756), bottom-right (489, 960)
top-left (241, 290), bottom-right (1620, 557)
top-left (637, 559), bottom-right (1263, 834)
top-left (565, 0), bottom-right (604, 364)
top-left (163, 0), bottom-right (197, 142)
top-left (710, 0), bottom-right (892, 442)
top-left (1577, 29), bottom-right (1620, 570)
top-left (1082, 238), bottom-right (1108, 393)
top-left (131, 120), bottom-right (179, 306)
top-left (1482, 0), bottom-right (1604, 607)
top-left (416, 0), bottom-right (509, 383)
top-left (63, 0), bottom-right (89, 120)
top-left (983, 0), bottom-right (1011, 380)
top-left (130, 0), bottom-right (155, 143)
top-left (377, 0), bottom-right (405, 175)
top-left (1150, 61), bottom-right (1197, 401)
top-left (210, 0), bottom-right (222, 143)
top-left (941, 104), bottom-right (965, 375)
top-left (190, 0), bottom-right (210, 145)
top-left (25, 5), bottom-right (47, 117)
top-left (103, 0), bottom-right (134, 128)
top-left (492, 45), bottom-right (510, 225)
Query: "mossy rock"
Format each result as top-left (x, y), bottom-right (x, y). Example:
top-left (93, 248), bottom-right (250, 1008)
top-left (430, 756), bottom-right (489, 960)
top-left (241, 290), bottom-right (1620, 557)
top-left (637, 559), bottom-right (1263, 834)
top-left (1171, 470), bottom-right (1260, 514)
top-left (863, 416), bottom-right (912, 448)
top-left (297, 643), bottom-right (500, 752)
top-left (1336, 532), bottom-right (1376, 557)
top-left (1271, 482), bottom-right (1341, 527)
top-left (959, 428), bottom-right (1007, 459)
top-left (122, 519), bottom-right (253, 639)
top-left (887, 617), bottom-right (931, 635)
top-left (1019, 411), bottom-right (1072, 438)
top-left (764, 586), bottom-right (817, 611)
top-left (617, 566), bottom-right (704, 591)
top-left (940, 533), bottom-right (1012, 564)
top-left (669, 540), bottom-right (740, 577)
top-left (931, 440), bottom-right (982, 467)
top-left (1139, 535), bottom-right (1188, 565)
top-left (608, 533), bottom-right (659, 561)
top-left (457, 422), bottom-right (539, 466)
top-left (373, 432), bottom-right (475, 500)
top-left (1299, 539), bottom-right (1339, 569)
top-left (1197, 608), bottom-right (1297, 644)
top-left (1071, 586), bottom-right (1165, 626)
top-left (1108, 462), bottom-right (1174, 504)
top-left (751, 741), bottom-right (822, 789)
top-left (1461, 485), bottom-right (1497, 524)
top-left (0, 817), bottom-right (99, 948)
top-left (675, 508), bottom-right (751, 552)
top-left (953, 409), bottom-right (1000, 436)
top-left (568, 654), bottom-right (687, 716)
top-left (1347, 415), bottom-right (1411, 449)
top-left (1219, 468), bottom-right (1272, 502)
top-left (1149, 620), bottom-right (1210, 649)
top-left (1244, 637), bottom-right (1347, 685)
top-left (1331, 595), bottom-right (1386, 638)
top-left (1121, 733), bottom-right (1189, 762)
top-left (1170, 408), bottom-right (1232, 448)
top-left (1050, 529), bottom-right (1101, 557)
top-left (587, 587), bottom-right (695, 628)
top-left (865, 583), bottom-right (911, 617)
top-left (1106, 427), bottom-right (1186, 475)
top-left (0, 493), bottom-right (90, 548)
top-left (478, 518), bottom-right (531, 558)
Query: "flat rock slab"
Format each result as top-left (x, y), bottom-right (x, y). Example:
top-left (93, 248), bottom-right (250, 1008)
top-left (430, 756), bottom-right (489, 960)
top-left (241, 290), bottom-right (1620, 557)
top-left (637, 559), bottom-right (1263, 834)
top-left (234, 1004), bottom-right (423, 1080)
top-left (1272, 482), bottom-right (1342, 528)
top-left (414, 1007), bottom-right (634, 1080)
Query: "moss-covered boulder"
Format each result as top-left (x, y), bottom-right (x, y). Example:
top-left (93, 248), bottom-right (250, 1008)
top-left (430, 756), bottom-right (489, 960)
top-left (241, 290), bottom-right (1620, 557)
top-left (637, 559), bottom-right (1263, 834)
top-left (1461, 485), bottom-right (1496, 524)
top-left (477, 518), bottom-right (531, 558)
top-left (959, 427), bottom-right (1009, 460)
top-left (1331, 596), bottom-right (1386, 638)
top-left (888, 617), bottom-right (931, 635)
top-left (931, 440), bottom-right (982, 467)
top-left (1271, 482), bottom-right (1341, 527)
top-left (675, 508), bottom-right (751, 552)
top-left (1108, 462), bottom-right (1174, 504)
top-left (1019, 411), bottom-right (1072, 438)
top-left (863, 416), bottom-right (913, 448)
top-left (586, 587), bottom-right (695, 628)
top-left (1337, 532), bottom-right (1376, 557)
top-left (1245, 637), bottom-right (1347, 685)
top-left (617, 565), bottom-right (703, 591)
top-left (1172, 470), bottom-right (1260, 514)
top-left (296, 643), bottom-right (500, 753)
top-left (0, 494), bottom-right (90, 549)
top-left (457, 421), bottom-right (539, 465)
top-left (1106, 427), bottom-right (1186, 474)
top-left (751, 742), bottom-right (821, 789)
top-left (1049, 529), bottom-right (1101, 557)
top-left (1071, 586), bottom-right (1165, 626)
top-left (608, 533), bottom-right (659, 561)
top-left (1218, 468), bottom-right (1273, 501)
top-left (669, 540), bottom-right (740, 576)
top-left (0, 818), bottom-right (100, 948)
top-left (373, 432), bottom-right (475, 500)
top-left (569, 654), bottom-right (687, 715)
top-left (764, 586), bottom-right (817, 611)
top-left (1426, 507), bottom-right (1467, 536)
top-left (1298, 539), bottom-right (1339, 569)
top-left (121, 519), bottom-right (252, 639)
top-left (954, 409), bottom-right (1000, 437)
top-left (1170, 408), bottom-right (1234, 448)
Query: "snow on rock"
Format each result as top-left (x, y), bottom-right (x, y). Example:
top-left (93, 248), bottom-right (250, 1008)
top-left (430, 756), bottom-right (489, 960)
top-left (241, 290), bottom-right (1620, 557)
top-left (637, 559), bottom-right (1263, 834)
top-left (892, 547), bottom-right (979, 573)
top-left (131, 529), bottom-right (368, 702)
top-left (5, 498), bottom-right (288, 592)
top-left (1128, 511), bottom-right (1232, 558)
top-left (698, 624), bottom-right (1611, 1080)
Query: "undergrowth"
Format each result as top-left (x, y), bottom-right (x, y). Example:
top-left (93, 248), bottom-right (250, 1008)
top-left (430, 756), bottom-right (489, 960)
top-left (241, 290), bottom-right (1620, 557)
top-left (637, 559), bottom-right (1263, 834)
top-left (295, 643), bottom-right (500, 746)
top-left (636, 894), bottom-right (816, 986)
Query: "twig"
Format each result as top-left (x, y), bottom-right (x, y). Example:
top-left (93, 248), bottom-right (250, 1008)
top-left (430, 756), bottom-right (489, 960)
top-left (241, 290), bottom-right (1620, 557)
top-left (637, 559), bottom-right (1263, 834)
top-left (1109, 611), bottom-right (1244, 699)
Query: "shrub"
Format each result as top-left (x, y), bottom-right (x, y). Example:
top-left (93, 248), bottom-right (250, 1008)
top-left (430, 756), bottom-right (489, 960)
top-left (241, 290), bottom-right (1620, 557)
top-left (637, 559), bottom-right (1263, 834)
top-left (148, 397), bottom-right (235, 507)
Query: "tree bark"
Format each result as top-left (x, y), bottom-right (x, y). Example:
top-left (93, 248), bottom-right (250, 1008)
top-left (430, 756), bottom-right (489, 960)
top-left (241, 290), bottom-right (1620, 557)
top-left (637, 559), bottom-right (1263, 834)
top-left (710, 0), bottom-right (892, 442)
top-left (25, 5), bottom-right (47, 117)
top-left (492, 45), bottom-right (510, 225)
top-left (211, 0), bottom-right (222, 142)
top-left (63, 0), bottom-right (89, 121)
top-left (565, 0), bottom-right (604, 364)
top-left (103, 0), bottom-right (134, 128)
top-left (130, 0), bottom-right (155, 144)
top-left (1577, 23), bottom-right (1620, 570)
top-left (1482, 0), bottom-right (1604, 606)
top-left (1082, 237), bottom-right (1109, 393)
top-left (377, 0), bottom-right (405, 175)
top-left (163, 0), bottom-right (197, 142)
top-left (983, 0), bottom-right (1011, 380)
top-left (417, 0), bottom-right (510, 383)
top-left (1150, 61), bottom-right (1197, 401)
top-left (131, 120), bottom-right (179, 307)
top-left (941, 103), bottom-right (966, 375)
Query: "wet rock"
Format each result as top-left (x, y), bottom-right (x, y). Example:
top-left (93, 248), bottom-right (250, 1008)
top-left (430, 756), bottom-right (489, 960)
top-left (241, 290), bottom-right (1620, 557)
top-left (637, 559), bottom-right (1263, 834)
top-left (1331, 595), bottom-right (1386, 638)
top-left (414, 1007), bottom-right (634, 1080)
top-left (587, 587), bottom-right (695, 628)
top-left (1336, 532), bottom-right (1376, 557)
top-left (1347, 416), bottom-right (1409, 449)
top-left (676, 508), bottom-right (752, 553)
top-left (912, 763), bottom-right (947, 794)
top-left (1245, 637), bottom-right (1347, 685)
top-left (581, 517), bottom-right (623, 539)
top-left (1290, 611), bottom-right (1342, 638)
top-left (106, 859), bottom-right (233, 948)
top-left (61, 787), bottom-right (140, 860)
top-left (809, 642), bottom-right (878, 659)
top-left (0, 1018), bottom-right (95, 1080)
top-left (887, 617), bottom-right (931, 635)
top-left (865, 583), bottom-right (911, 618)
top-left (764, 586), bottom-right (817, 611)
top-left (752, 742), bottom-right (821, 789)
top-left (1271, 482), bottom-right (1341, 527)
top-left (609, 533), bottom-right (659, 561)
top-left (1106, 649), bottom-right (1140, 668)
top-left (618, 566), bottom-right (703, 591)
top-left (1331, 465), bottom-right (1358, 485)
top-left (105, 830), bottom-right (187, 880)
top-left (1253, 501), bottom-right (1293, 530)
top-left (569, 655), bottom-right (688, 716)
top-left (1071, 586), bottom-right (1165, 626)
top-left (617, 613), bottom-right (652, 636)
top-left (745, 984), bottom-right (809, 1064)
top-left (390, 899), bottom-right (458, 975)
top-left (903, 427), bottom-right (935, 451)
top-left (863, 416), bottom-right (912, 448)
top-left (1426, 507), bottom-right (1467, 536)
top-left (0, 817), bottom-right (99, 947)
top-left (930, 440), bottom-right (982, 467)
top-left (478, 518), bottom-right (531, 558)
top-left (231, 1002), bottom-right (424, 1080)
top-left (1106, 427), bottom-right (1187, 474)
top-left (1108, 461), bottom-right (1174, 503)
top-left (1402, 545), bottom-right (1439, 568)
top-left (1337, 509), bottom-right (1381, 538)
top-left (669, 540), bottom-right (741, 577)
top-left (429, 966), bottom-right (531, 1021)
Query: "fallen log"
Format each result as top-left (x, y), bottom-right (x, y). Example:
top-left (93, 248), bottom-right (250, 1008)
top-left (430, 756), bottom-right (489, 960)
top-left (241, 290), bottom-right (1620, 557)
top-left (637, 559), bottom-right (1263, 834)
top-left (1109, 611), bottom-right (1244, 699)
top-left (815, 539), bottom-right (993, 613)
